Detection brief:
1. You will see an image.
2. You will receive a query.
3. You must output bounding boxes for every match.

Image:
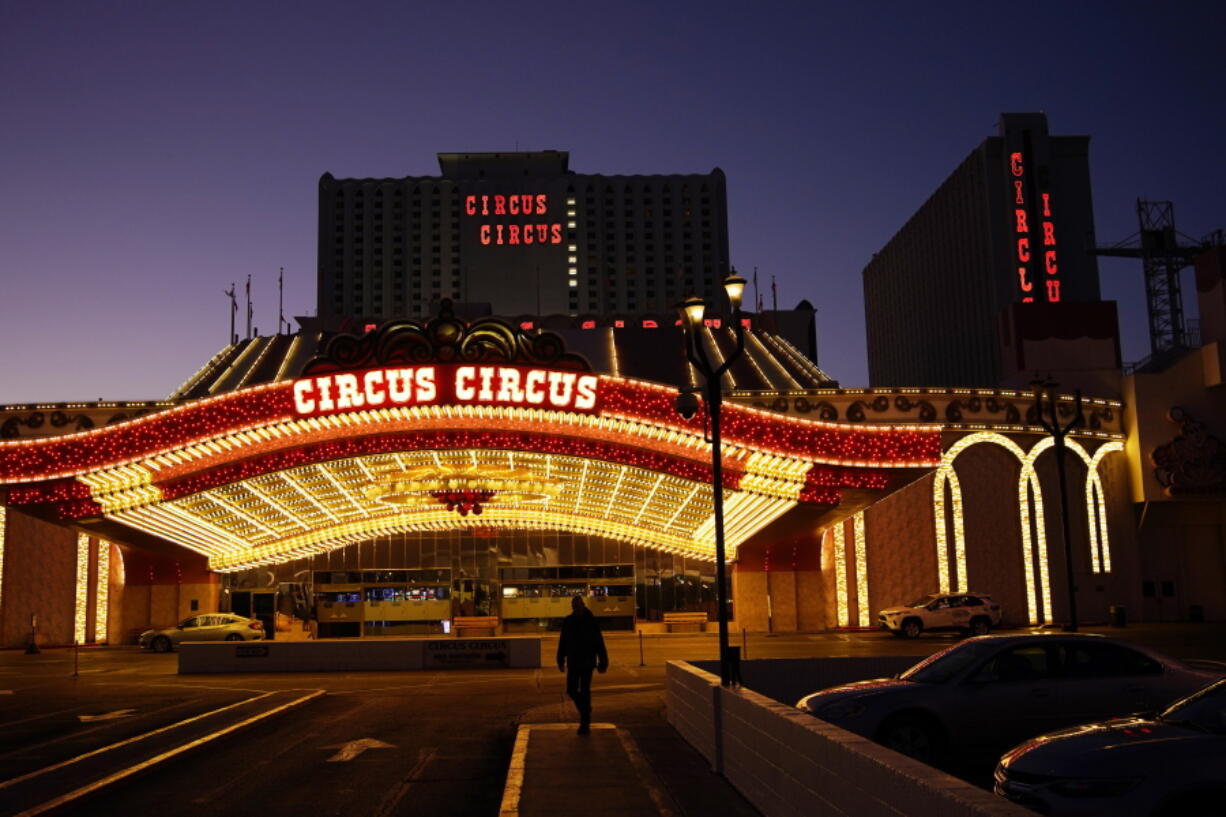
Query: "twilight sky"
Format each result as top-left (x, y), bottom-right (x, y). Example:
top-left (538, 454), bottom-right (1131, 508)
top-left (1, 1), bottom-right (1223, 402)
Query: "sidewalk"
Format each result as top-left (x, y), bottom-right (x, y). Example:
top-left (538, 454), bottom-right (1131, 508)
top-left (505, 676), bottom-right (762, 817)
top-left (501, 723), bottom-right (674, 817)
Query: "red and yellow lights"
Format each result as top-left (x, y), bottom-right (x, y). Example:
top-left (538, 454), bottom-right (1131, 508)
top-left (0, 367), bottom-right (940, 572)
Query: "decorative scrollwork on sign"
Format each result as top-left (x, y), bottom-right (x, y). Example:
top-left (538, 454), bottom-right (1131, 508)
top-left (104, 410), bottom-right (152, 426)
top-left (1, 410), bottom-right (95, 440)
top-left (1151, 407), bottom-right (1226, 496)
top-left (846, 401), bottom-right (866, 422)
top-left (816, 401), bottom-right (838, 421)
top-left (870, 395), bottom-right (890, 412)
top-left (945, 401), bottom-right (964, 423)
top-left (793, 397), bottom-right (811, 414)
top-left (303, 299), bottom-right (591, 374)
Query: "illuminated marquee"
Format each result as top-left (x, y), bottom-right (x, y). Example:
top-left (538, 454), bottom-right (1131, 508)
top-left (291, 365), bottom-right (600, 416)
top-left (1009, 151), bottom-right (1061, 303)
top-left (465, 194), bottom-right (563, 246)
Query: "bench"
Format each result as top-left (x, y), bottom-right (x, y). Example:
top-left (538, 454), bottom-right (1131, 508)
top-left (663, 612), bottom-right (709, 633)
top-left (453, 616), bottom-right (500, 637)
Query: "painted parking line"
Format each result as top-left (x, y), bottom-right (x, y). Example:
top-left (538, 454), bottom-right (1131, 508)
top-left (8, 689), bottom-right (325, 817)
top-left (0, 692), bottom-right (275, 791)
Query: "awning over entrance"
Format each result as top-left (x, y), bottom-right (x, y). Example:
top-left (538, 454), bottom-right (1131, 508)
top-left (0, 312), bottom-right (940, 571)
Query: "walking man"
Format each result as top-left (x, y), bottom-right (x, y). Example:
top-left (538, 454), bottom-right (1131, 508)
top-left (557, 595), bottom-right (609, 734)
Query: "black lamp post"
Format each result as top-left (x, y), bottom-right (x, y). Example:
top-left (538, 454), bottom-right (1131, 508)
top-left (675, 271), bottom-right (747, 687)
top-left (1031, 376), bottom-right (1086, 632)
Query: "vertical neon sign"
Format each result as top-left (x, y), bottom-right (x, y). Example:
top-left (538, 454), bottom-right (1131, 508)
top-left (1009, 151), bottom-right (1061, 303)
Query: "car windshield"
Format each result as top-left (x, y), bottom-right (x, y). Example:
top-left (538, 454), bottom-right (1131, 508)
top-left (900, 640), bottom-right (996, 684)
top-left (1159, 679), bottom-right (1226, 734)
top-left (907, 594), bottom-right (939, 608)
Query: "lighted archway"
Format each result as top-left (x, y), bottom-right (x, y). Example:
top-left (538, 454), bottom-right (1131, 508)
top-left (935, 434), bottom-right (1124, 625)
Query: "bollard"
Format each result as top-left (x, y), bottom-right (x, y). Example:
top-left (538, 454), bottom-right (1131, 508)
top-left (73, 640), bottom-right (79, 677)
top-left (25, 614), bottom-right (40, 655)
top-left (638, 629), bottom-right (645, 666)
top-left (742, 627), bottom-right (747, 660)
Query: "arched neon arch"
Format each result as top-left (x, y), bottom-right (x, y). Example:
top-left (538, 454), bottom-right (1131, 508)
top-left (933, 434), bottom-right (1123, 625)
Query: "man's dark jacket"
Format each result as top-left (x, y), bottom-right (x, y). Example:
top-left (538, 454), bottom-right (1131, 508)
top-left (556, 608), bottom-right (609, 671)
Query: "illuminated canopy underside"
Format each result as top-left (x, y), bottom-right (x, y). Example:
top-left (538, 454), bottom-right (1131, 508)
top-left (110, 449), bottom-right (799, 570)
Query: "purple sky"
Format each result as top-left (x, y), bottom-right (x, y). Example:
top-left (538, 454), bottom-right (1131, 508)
top-left (2, 1), bottom-right (1223, 403)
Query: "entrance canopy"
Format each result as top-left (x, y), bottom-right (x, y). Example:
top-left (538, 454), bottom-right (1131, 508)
top-left (0, 315), bottom-right (939, 571)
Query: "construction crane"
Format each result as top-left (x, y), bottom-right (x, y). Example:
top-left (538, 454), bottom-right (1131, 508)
top-left (1093, 200), bottom-right (1224, 372)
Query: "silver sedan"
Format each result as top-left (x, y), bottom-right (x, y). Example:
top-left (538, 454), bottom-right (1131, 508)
top-left (139, 613), bottom-right (265, 652)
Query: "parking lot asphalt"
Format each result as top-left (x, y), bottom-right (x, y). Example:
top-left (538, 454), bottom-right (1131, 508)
top-left (1, 623), bottom-right (1223, 817)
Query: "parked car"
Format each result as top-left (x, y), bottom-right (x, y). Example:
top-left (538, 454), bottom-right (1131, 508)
top-left (878, 592), bottom-right (1002, 638)
top-left (139, 614), bottom-right (264, 652)
top-left (795, 633), bottom-right (1225, 767)
top-left (994, 676), bottom-right (1226, 817)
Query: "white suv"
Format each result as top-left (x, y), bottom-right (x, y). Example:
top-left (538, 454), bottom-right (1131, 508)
top-left (878, 592), bottom-right (1002, 638)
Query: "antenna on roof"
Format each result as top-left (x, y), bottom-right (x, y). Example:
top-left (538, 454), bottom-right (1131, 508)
top-left (771, 275), bottom-right (778, 312)
top-left (278, 267), bottom-right (285, 334)
top-left (225, 283), bottom-right (237, 345)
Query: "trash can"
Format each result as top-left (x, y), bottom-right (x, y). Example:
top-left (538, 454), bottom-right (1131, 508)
top-left (1108, 605), bottom-right (1127, 627)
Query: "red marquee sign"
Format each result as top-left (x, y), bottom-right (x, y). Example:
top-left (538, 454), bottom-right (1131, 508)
top-left (291, 365), bottom-right (600, 417)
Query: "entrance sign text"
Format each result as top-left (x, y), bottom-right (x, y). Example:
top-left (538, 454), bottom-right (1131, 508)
top-left (292, 365), bottom-right (600, 416)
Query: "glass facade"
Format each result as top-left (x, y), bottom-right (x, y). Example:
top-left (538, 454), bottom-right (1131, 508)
top-left (225, 528), bottom-right (720, 637)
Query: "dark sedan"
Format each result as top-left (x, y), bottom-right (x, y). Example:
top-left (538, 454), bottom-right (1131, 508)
top-left (995, 677), bottom-right (1226, 817)
top-left (796, 633), bottom-right (1224, 767)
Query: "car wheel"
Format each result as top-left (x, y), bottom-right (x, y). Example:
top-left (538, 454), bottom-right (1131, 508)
top-left (968, 617), bottom-right (991, 636)
top-left (902, 619), bottom-right (923, 639)
top-left (877, 715), bottom-right (945, 765)
top-left (152, 635), bottom-right (172, 653)
top-left (225, 633), bottom-right (243, 641)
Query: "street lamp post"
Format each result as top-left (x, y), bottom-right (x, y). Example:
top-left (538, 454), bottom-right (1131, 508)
top-left (675, 272), bottom-right (747, 687)
top-left (1031, 377), bottom-right (1086, 632)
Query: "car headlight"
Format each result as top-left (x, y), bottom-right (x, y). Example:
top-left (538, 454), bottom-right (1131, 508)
top-left (817, 700), bottom-right (865, 720)
top-left (1049, 777), bottom-right (1140, 798)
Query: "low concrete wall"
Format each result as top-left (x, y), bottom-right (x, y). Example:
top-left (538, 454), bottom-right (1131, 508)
top-left (666, 660), bottom-right (1030, 817)
top-left (179, 637), bottom-right (541, 673)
